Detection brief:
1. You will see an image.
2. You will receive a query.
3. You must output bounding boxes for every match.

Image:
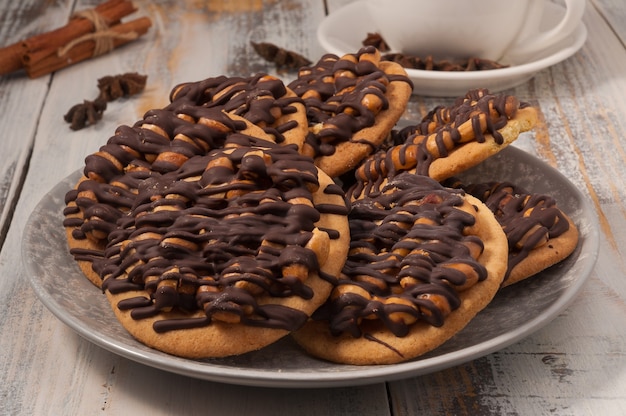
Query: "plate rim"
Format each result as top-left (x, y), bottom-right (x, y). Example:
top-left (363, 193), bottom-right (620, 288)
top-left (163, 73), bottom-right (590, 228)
top-left (23, 146), bottom-right (599, 388)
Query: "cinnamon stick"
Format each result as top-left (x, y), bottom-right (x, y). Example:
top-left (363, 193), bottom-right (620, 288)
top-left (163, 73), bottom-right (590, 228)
top-left (0, 42), bottom-right (24, 75)
top-left (0, 0), bottom-right (147, 77)
top-left (24, 17), bottom-right (152, 79)
top-left (22, 0), bottom-right (137, 55)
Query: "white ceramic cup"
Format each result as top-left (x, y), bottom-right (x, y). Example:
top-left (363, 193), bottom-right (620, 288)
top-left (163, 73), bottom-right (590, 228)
top-left (365, 0), bottom-right (586, 61)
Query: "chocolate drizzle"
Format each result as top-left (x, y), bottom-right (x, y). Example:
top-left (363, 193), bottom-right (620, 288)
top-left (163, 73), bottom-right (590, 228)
top-left (313, 173), bottom-right (487, 338)
top-left (446, 180), bottom-right (570, 280)
top-left (350, 89), bottom-right (527, 199)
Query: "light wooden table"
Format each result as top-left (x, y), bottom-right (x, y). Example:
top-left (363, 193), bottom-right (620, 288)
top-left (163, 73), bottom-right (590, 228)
top-left (1, 0), bottom-right (625, 414)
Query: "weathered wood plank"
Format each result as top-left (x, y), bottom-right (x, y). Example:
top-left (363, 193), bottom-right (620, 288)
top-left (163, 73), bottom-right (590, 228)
top-left (0, 1), bottom-right (392, 415)
top-left (591, 0), bottom-right (626, 46)
top-left (0, 0), bottom-right (73, 246)
top-left (384, 0), bottom-right (626, 414)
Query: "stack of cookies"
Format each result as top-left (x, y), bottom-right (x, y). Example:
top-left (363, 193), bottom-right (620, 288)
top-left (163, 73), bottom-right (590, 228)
top-left (63, 47), bottom-right (579, 364)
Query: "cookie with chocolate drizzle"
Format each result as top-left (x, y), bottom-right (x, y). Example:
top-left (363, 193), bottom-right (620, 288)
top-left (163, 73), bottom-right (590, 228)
top-left (102, 137), bottom-right (349, 358)
top-left (292, 173), bottom-right (508, 365)
top-left (349, 89), bottom-right (538, 200)
top-left (288, 46), bottom-right (413, 177)
top-left (66, 125), bottom-right (350, 358)
top-left (444, 180), bottom-right (579, 287)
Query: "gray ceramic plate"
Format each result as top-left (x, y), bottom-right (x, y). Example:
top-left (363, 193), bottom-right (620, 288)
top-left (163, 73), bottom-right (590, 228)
top-left (23, 146), bottom-right (599, 388)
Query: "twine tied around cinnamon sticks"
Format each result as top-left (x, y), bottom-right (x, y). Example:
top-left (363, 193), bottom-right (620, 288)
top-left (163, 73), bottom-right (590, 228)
top-left (57, 9), bottom-right (139, 59)
top-left (0, 0), bottom-right (152, 78)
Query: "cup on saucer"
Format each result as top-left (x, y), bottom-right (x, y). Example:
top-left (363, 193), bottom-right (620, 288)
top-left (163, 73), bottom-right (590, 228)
top-left (366, 0), bottom-right (586, 62)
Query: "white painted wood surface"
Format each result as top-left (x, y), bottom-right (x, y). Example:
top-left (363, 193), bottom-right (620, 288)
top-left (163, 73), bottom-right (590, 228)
top-left (1, 0), bottom-right (624, 414)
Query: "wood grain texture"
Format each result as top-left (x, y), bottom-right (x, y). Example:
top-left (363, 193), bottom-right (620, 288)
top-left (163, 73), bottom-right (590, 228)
top-left (382, 0), bottom-right (626, 414)
top-left (1, 0), bottom-right (625, 415)
top-left (0, 0), bottom-right (73, 247)
top-left (591, 0), bottom-right (626, 46)
top-left (0, 1), bottom-right (389, 415)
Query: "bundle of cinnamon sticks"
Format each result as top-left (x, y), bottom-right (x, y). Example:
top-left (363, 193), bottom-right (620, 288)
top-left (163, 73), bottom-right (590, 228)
top-left (0, 0), bottom-right (151, 78)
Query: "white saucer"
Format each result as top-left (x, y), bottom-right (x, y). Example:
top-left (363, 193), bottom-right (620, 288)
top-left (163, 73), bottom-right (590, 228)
top-left (317, 0), bottom-right (587, 97)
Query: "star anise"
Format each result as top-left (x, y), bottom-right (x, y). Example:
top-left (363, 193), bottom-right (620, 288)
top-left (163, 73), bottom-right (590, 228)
top-left (251, 41), bottom-right (312, 70)
top-left (97, 72), bottom-right (148, 101)
top-left (63, 97), bottom-right (108, 131)
top-left (64, 72), bottom-right (148, 130)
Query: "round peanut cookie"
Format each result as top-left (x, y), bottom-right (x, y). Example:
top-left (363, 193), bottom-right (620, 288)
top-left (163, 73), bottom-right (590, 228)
top-left (445, 180), bottom-right (579, 287)
top-left (288, 46), bottom-right (413, 177)
top-left (96, 136), bottom-right (349, 358)
top-left (349, 89), bottom-right (538, 200)
top-left (292, 173), bottom-right (508, 365)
